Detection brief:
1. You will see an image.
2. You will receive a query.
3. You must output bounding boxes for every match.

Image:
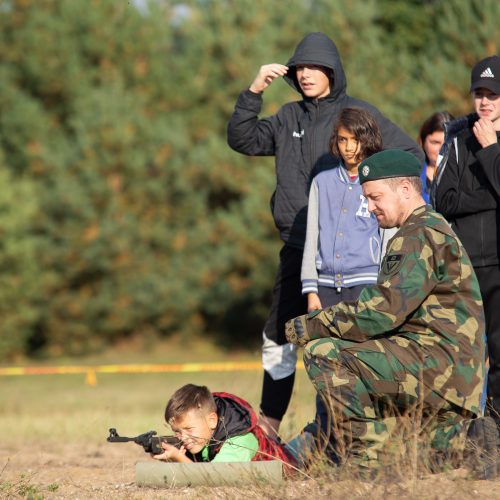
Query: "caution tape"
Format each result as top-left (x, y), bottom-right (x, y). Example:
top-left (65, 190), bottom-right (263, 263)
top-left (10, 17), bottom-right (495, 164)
top-left (0, 361), bottom-right (303, 386)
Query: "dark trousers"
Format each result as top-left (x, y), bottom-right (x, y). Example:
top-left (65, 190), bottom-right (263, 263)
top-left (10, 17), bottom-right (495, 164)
top-left (260, 245), bottom-right (307, 420)
top-left (475, 265), bottom-right (500, 422)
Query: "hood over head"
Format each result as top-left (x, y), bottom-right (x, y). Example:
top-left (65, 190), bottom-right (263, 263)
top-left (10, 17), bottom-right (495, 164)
top-left (284, 32), bottom-right (346, 100)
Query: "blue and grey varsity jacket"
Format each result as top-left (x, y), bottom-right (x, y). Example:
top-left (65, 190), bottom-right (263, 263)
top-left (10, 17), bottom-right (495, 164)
top-left (301, 165), bottom-right (383, 294)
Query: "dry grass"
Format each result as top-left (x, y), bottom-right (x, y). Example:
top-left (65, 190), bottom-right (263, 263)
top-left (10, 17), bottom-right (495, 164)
top-left (1, 340), bottom-right (499, 498)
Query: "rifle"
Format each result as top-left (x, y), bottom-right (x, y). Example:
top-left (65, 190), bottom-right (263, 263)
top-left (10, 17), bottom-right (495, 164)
top-left (107, 427), bottom-right (182, 455)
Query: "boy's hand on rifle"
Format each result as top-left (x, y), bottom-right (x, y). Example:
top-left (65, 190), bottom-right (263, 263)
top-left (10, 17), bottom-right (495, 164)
top-left (152, 442), bottom-right (189, 462)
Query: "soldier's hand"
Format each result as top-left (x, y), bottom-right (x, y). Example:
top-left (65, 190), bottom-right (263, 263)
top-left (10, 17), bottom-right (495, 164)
top-left (285, 315), bottom-right (308, 346)
top-left (307, 293), bottom-right (322, 312)
top-left (286, 309), bottom-right (331, 346)
top-left (249, 64), bottom-right (288, 94)
top-left (473, 118), bottom-right (498, 148)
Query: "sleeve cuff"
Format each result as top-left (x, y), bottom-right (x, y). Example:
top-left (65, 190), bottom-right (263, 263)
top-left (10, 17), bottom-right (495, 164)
top-left (302, 280), bottom-right (318, 295)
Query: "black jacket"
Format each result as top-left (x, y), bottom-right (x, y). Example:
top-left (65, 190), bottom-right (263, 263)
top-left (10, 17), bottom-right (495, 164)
top-left (186, 392), bottom-right (293, 464)
top-left (188, 393), bottom-right (253, 462)
top-left (435, 128), bottom-right (500, 267)
top-left (227, 32), bottom-right (424, 248)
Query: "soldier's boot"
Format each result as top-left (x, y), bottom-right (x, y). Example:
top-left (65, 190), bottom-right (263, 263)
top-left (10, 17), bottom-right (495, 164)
top-left (285, 422), bottom-right (319, 469)
top-left (285, 420), bottom-right (344, 469)
top-left (464, 416), bottom-right (499, 479)
top-left (485, 397), bottom-right (500, 442)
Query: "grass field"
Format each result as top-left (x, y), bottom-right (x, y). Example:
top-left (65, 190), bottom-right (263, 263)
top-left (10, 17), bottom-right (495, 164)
top-left (0, 338), bottom-right (312, 498)
top-left (0, 363), bottom-right (314, 447)
top-left (1, 339), bottom-right (500, 499)
top-left (0, 336), bottom-right (314, 444)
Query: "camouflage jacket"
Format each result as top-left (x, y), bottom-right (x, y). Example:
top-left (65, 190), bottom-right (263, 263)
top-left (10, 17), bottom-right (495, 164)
top-left (286, 205), bottom-right (485, 413)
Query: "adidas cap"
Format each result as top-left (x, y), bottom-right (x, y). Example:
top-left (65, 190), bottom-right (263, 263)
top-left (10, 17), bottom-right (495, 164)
top-left (470, 55), bottom-right (500, 95)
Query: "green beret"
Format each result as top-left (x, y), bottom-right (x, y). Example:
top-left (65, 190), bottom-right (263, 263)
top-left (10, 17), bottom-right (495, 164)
top-left (358, 149), bottom-right (422, 184)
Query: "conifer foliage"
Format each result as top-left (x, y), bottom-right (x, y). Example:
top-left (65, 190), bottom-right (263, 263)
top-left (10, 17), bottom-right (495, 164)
top-left (0, 0), bottom-right (498, 359)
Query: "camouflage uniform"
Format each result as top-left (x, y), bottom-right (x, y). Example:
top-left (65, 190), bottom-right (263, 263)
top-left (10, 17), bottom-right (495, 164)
top-left (286, 205), bottom-right (485, 467)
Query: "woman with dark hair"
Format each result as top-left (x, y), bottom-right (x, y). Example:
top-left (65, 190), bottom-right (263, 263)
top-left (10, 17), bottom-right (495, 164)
top-left (418, 111), bottom-right (455, 202)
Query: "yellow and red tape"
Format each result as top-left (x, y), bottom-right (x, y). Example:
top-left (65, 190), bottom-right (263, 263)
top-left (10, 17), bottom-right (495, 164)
top-left (0, 361), bottom-right (304, 386)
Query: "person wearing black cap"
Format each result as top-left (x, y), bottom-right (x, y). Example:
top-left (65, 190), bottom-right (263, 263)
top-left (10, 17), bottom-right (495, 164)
top-left (435, 55), bottom-right (500, 432)
top-left (227, 32), bottom-right (424, 438)
top-left (286, 149), bottom-right (494, 474)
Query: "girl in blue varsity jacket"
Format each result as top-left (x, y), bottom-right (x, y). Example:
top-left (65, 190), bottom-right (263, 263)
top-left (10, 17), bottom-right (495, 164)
top-left (301, 107), bottom-right (396, 435)
top-left (301, 107), bottom-right (394, 313)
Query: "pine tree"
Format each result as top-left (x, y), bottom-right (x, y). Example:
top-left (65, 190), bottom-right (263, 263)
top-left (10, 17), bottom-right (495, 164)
top-left (1, 0), bottom-right (498, 358)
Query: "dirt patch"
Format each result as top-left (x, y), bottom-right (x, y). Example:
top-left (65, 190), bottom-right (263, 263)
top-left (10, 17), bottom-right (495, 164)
top-left (2, 442), bottom-right (500, 499)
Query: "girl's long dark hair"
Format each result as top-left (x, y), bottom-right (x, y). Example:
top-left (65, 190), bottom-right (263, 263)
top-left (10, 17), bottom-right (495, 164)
top-left (330, 107), bottom-right (383, 163)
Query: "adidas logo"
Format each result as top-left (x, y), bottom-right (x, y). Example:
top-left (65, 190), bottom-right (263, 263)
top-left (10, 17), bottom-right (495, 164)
top-left (292, 129), bottom-right (305, 138)
top-left (480, 67), bottom-right (495, 78)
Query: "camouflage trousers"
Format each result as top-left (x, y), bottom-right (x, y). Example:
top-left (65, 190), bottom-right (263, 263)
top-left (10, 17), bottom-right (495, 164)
top-left (304, 336), bottom-right (472, 468)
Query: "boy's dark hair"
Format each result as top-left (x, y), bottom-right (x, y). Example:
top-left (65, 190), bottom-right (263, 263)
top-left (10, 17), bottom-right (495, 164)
top-left (165, 384), bottom-right (217, 424)
top-left (330, 107), bottom-right (383, 164)
top-left (418, 111), bottom-right (455, 163)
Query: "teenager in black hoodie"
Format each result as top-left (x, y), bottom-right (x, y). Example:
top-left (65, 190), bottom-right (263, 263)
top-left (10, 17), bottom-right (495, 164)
top-left (227, 32), bottom-right (424, 438)
top-left (435, 55), bottom-right (500, 431)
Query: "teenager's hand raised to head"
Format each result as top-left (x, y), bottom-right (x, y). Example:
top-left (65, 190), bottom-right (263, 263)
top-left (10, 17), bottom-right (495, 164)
top-left (473, 118), bottom-right (498, 148)
top-left (249, 64), bottom-right (288, 94)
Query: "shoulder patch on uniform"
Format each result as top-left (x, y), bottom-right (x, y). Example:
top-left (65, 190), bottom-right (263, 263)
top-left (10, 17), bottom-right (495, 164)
top-left (382, 254), bottom-right (404, 275)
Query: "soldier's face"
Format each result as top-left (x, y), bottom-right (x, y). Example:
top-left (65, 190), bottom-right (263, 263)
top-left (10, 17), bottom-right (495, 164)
top-left (362, 179), bottom-right (405, 228)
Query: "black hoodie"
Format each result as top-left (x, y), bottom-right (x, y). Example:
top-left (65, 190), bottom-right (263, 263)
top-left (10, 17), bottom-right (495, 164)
top-left (435, 126), bottom-right (500, 267)
top-left (228, 32), bottom-right (424, 248)
top-left (186, 392), bottom-right (294, 464)
top-left (187, 394), bottom-right (252, 462)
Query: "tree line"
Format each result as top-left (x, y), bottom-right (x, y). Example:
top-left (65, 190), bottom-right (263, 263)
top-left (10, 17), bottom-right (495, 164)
top-left (0, 0), bottom-right (498, 359)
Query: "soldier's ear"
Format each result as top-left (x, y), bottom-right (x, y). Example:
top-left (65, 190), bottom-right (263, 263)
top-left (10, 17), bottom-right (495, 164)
top-left (399, 179), bottom-right (412, 199)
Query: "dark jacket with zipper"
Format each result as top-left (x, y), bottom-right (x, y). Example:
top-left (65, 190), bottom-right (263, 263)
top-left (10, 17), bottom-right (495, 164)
top-left (435, 127), bottom-right (500, 267)
top-left (227, 32), bottom-right (424, 249)
top-left (186, 392), bottom-right (295, 465)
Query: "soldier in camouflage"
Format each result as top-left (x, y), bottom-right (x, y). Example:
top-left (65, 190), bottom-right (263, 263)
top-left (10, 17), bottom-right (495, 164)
top-left (286, 149), bottom-right (487, 470)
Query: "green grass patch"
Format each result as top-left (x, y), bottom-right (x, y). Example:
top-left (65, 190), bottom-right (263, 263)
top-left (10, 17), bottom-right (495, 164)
top-left (0, 346), bottom-right (314, 447)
